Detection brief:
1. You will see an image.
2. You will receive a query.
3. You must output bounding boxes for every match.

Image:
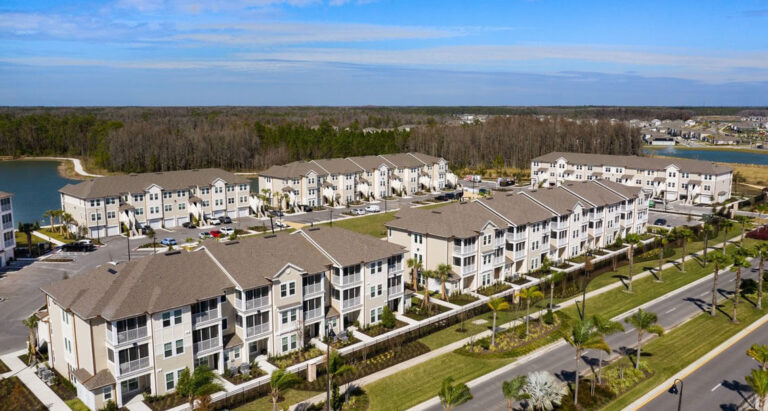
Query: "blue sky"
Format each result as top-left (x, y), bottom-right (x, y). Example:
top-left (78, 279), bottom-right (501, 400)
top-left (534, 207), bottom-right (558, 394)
top-left (1, 0), bottom-right (767, 105)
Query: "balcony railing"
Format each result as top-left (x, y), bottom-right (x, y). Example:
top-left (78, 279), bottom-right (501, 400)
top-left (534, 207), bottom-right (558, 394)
top-left (342, 297), bottom-right (362, 309)
top-left (551, 220), bottom-right (568, 230)
top-left (116, 327), bottom-right (148, 344)
top-left (192, 309), bottom-right (219, 325)
top-left (513, 250), bottom-right (526, 261)
top-left (304, 308), bottom-right (322, 321)
top-left (247, 323), bottom-right (270, 338)
top-left (553, 236), bottom-right (568, 247)
top-left (194, 338), bottom-right (220, 354)
top-left (0, 204), bottom-right (10, 212)
top-left (118, 357), bottom-right (150, 376)
top-left (387, 263), bottom-right (403, 272)
top-left (2, 221), bottom-right (12, 230)
top-left (4, 239), bottom-right (14, 248)
top-left (453, 245), bottom-right (477, 255)
top-left (590, 212), bottom-right (604, 221)
top-left (507, 231), bottom-right (526, 242)
top-left (593, 226), bottom-right (604, 235)
top-left (237, 297), bottom-right (269, 311)
top-left (303, 282), bottom-right (323, 297)
top-left (332, 273), bottom-right (362, 286)
top-left (459, 264), bottom-right (476, 275)
top-left (494, 255), bottom-right (504, 265)
top-left (388, 285), bottom-right (403, 295)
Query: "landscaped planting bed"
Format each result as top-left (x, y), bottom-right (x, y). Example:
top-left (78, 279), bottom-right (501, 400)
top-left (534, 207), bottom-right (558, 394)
top-left (510, 277), bottom-right (531, 286)
top-left (476, 283), bottom-right (512, 296)
top-left (359, 320), bottom-right (408, 337)
top-left (458, 312), bottom-right (569, 358)
top-left (446, 292), bottom-right (479, 306)
top-left (404, 297), bottom-right (449, 321)
top-left (0, 358), bottom-right (9, 373)
top-left (0, 377), bottom-right (46, 411)
top-left (222, 363), bottom-right (267, 385)
top-left (144, 392), bottom-right (189, 411)
top-left (268, 346), bottom-right (324, 369)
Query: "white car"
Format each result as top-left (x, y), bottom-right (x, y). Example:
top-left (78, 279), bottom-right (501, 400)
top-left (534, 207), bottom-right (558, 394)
top-left (352, 208), bottom-right (366, 216)
top-left (220, 227), bottom-right (234, 235)
top-left (275, 221), bottom-right (287, 228)
top-left (209, 218), bottom-right (221, 226)
top-left (364, 205), bottom-right (380, 213)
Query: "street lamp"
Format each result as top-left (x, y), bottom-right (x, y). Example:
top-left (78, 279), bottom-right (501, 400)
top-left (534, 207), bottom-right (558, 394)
top-left (326, 325), bottom-right (337, 409)
top-left (668, 378), bottom-right (683, 411)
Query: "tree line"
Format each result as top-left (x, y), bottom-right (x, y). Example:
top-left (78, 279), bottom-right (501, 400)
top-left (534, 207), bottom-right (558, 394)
top-left (0, 108), bottom-right (641, 173)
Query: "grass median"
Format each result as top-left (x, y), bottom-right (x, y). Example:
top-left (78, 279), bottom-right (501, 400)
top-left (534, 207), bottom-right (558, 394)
top-left (319, 211), bottom-right (396, 238)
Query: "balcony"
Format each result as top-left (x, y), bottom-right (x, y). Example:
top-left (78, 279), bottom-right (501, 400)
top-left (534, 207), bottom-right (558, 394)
top-left (453, 245), bottom-right (477, 256)
top-left (4, 239), bottom-right (14, 248)
top-left (303, 282), bottom-right (324, 297)
top-left (246, 323), bottom-right (270, 338)
top-left (551, 220), bottom-right (568, 231)
top-left (116, 326), bottom-right (148, 345)
top-left (237, 297), bottom-right (269, 312)
top-left (459, 264), bottom-right (476, 275)
top-left (592, 226), bottom-right (604, 235)
top-left (304, 308), bottom-right (323, 322)
top-left (0, 203), bottom-right (10, 212)
top-left (387, 263), bottom-right (403, 273)
top-left (332, 273), bottom-right (362, 286)
top-left (2, 221), bottom-right (12, 230)
top-left (507, 231), bottom-right (526, 242)
top-left (590, 211), bottom-right (604, 221)
top-left (118, 357), bottom-right (150, 376)
top-left (388, 285), bottom-right (403, 296)
top-left (342, 297), bottom-right (362, 310)
top-left (494, 255), bottom-right (505, 265)
top-left (194, 338), bottom-right (221, 354)
top-left (552, 236), bottom-right (568, 248)
top-left (513, 250), bottom-right (526, 261)
top-left (192, 309), bottom-right (220, 325)
top-left (494, 236), bottom-right (505, 247)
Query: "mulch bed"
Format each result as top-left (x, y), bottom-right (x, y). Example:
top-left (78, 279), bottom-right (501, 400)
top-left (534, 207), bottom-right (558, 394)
top-left (0, 377), bottom-right (46, 411)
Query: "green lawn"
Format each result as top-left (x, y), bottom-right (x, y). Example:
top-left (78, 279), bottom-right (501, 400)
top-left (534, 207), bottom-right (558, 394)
top-left (0, 358), bottom-right (9, 373)
top-left (416, 201), bottom-right (456, 210)
top-left (321, 211), bottom-right (396, 238)
top-left (15, 231), bottom-right (45, 245)
top-left (38, 228), bottom-right (74, 244)
top-left (603, 298), bottom-right (768, 410)
top-left (65, 398), bottom-right (89, 411)
top-left (234, 388), bottom-right (322, 411)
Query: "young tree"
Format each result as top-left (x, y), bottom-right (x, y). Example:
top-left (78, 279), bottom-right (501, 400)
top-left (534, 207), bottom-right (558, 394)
top-left (746, 369), bottom-right (768, 411)
top-left (701, 223), bottom-right (714, 261)
top-left (624, 233), bottom-right (642, 292)
top-left (18, 222), bottom-right (35, 257)
top-left (734, 215), bottom-right (752, 246)
top-left (539, 256), bottom-right (554, 309)
top-left (706, 251), bottom-right (732, 317)
top-left (406, 257), bottom-right (422, 292)
top-left (732, 248), bottom-right (754, 323)
top-left (656, 231), bottom-right (675, 282)
top-left (756, 242), bottom-right (768, 310)
top-left (487, 297), bottom-right (510, 347)
top-left (563, 319), bottom-right (610, 405)
top-left (502, 375), bottom-right (530, 411)
top-left (438, 377), bottom-right (473, 411)
top-left (269, 368), bottom-right (301, 411)
top-left (676, 226), bottom-right (694, 273)
top-left (518, 286), bottom-right (544, 336)
top-left (176, 366), bottom-right (223, 410)
top-left (22, 314), bottom-right (39, 363)
top-left (421, 269), bottom-right (435, 309)
top-left (748, 344), bottom-right (768, 371)
top-left (147, 227), bottom-right (157, 254)
top-left (719, 218), bottom-right (734, 251)
top-left (328, 350), bottom-right (356, 401)
top-left (436, 263), bottom-right (453, 300)
top-left (624, 309), bottom-right (664, 369)
top-left (380, 306), bottom-right (396, 329)
top-left (591, 314), bottom-right (624, 384)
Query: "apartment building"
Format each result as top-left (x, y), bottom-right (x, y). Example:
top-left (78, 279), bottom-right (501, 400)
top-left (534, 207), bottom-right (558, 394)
top-left (41, 227), bottom-right (405, 408)
top-left (258, 152), bottom-right (453, 208)
top-left (386, 180), bottom-right (647, 294)
top-left (0, 191), bottom-right (14, 267)
top-left (59, 169), bottom-right (252, 238)
top-left (530, 152), bottom-right (733, 205)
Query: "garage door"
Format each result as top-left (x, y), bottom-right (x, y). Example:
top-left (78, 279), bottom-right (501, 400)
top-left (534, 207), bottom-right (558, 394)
top-left (149, 219), bottom-right (162, 229)
top-left (90, 227), bottom-right (103, 238)
top-left (213, 210), bottom-right (225, 218)
top-left (106, 226), bottom-right (120, 237)
top-left (164, 218), bottom-right (176, 228)
top-left (238, 208), bottom-right (249, 217)
top-left (177, 216), bottom-right (189, 226)
top-left (227, 210), bottom-right (237, 218)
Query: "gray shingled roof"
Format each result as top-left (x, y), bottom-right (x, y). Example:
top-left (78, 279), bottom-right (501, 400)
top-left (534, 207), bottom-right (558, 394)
top-left (478, 193), bottom-right (556, 225)
top-left (347, 155), bottom-right (392, 171)
top-left (524, 186), bottom-right (586, 215)
top-left (532, 152), bottom-right (732, 175)
top-left (379, 153), bottom-right (426, 168)
top-left (386, 202), bottom-right (507, 238)
top-left (42, 250), bottom-right (233, 321)
top-left (73, 369), bottom-right (116, 390)
top-left (300, 226), bottom-right (405, 267)
top-left (595, 179), bottom-right (644, 198)
top-left (310, 158), bottom-right (364, 175)
top-left (259, 161), bottom-right (325, 179)
top-left (561, 181), bottom-right (626, 206)
top-left (59, 168), bottom-right (249, 199)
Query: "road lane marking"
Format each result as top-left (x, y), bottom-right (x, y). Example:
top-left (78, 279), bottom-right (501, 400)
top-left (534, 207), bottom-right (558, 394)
top-left (665, 307), bottom-right (677, 314)
top-left (700, 291), bottom-right (709, 297)
top-left (711, 383), bottom-right (721, 392)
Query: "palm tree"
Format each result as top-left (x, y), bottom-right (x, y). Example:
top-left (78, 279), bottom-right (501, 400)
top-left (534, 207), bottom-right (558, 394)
top-left (706, 250), bottom-right (732, 317)
top-left (176, 366), bottom-right (223, 410)
top-left (748, 344), bottom-right (768, 371)
top-left (421, 269), bottom-right (435, 309)
top-left (22, 314), bottom-right (39, 363)
top-left (147, 227), bottom-right (157, 254)
top-left (734, 215), bottom-right (752, 246)
top-left (591, 314), bottom-right (624, 384)
top-left (624, 233), bottom-right (642, 292)
top-left (436, 263), bottom-right (453, 300)
top-left (406, 257), bottom-right (422, 292)
top-left (42, 209), bottom-right (56, 232)
top-left (328, 350), bottom-right (356, 401)
top-left (60, 212), bottom-right (74, 239)
top-left (269, 368), bottom-right (301, 411)
top-left (518, 286), bottom-right (544, 336)
top-left (756, 242), bottom-right (768, 310)
top-left (18, 222), bottom-right (35, 257)
top-left (719, 218), bottom-right (734, 251)
top-left (539, 257), bottom-right (554, 309)
top-left (746, 368), bottom-right (768, 411)
top-left (523, 371), bottom-right (568, 411)
top-left (563, 319), bottom-right (610, 405)
top-left (701, 222), bottom-right (714, 261)
top-left (438, 377), bottom-right (473, 411)
top-left (487, 297), bottom-right (510, 347)
top-left (732, 248), bottom-right (753, 323)
top-left (624, 309), bottom-right (664, 369)
top-left (502, 376), bottom-right (530, 411)
top-left (656, 231), bottom-right (675, 282)
top-left (676, 226), bottom-right (694, 273)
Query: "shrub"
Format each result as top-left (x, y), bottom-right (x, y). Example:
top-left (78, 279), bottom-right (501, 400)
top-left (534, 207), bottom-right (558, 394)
top-left (542, 309), bottom-right (554, 325)
top-left (381, 306), bottom-right (396, 329)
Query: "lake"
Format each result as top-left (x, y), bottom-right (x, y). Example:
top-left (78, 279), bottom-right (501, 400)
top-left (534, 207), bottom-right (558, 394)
top-left (0, 160), bottom-right (77, 225)
top-left (644, 147), bottom-right (768, 166)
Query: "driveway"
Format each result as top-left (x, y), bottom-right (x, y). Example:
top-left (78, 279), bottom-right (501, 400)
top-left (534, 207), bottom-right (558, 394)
top-left (648, 211), bottom-right (702, 229)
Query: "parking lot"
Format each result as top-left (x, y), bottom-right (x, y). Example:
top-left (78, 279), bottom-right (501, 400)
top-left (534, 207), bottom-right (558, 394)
top-left (648, 210), bottom-right (703, 228)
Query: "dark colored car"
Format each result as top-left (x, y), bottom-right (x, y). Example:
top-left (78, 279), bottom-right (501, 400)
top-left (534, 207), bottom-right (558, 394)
top-left (434, 194), bottom-right (447, 201)
top-left (61, 242), bottom-right (96, 252)
top-left (141, 225), bottom-right (153, 235)
top-left (302, 205), bottom-right (313, 212)
top-left (270, 210), bottom-right (284, 217)
top-left (182, 222), bottom-right (197, 229)
top-left (219, 216), bottom-right (232, 224)
top-left (653, 218), bottom-right (667, 226)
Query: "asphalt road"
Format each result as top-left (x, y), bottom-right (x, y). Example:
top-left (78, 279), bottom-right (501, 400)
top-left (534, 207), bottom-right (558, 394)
top-left (648, 211), bottom-right (702, 228)
top-left (640, 310), bottom-right (768, 411)
top-left (419, 260), bottom-right (762, 411)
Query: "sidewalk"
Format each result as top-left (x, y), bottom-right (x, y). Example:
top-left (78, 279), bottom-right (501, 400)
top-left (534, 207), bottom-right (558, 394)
top-left (0, 349), bottom-right (70, 411)
top-left (32, 230), bottom-right (65, 246)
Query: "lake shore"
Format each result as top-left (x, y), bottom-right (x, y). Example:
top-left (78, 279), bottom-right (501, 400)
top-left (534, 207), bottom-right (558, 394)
top-left (644, 145), bottom-right (767, 154)
top-left (1, 156), bottom-right (105, 180)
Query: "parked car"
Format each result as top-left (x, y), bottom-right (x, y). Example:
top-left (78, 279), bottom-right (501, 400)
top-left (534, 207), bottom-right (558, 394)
top-left (270, 210), bottom-right (285, 217)
top-left (198, 232), bottom-right (212, 240)
top-left (182, 222), bottom-right (197, 229)
top-left (301, 205), bottom-right (313, 212)
top-left (61, 241), bottom-right (96, 252)
top-left (140, 225), bottom-right (153, 235)
top-left (275, 221), bottom-right (287, 228)
top-left (434, 194), bottom-right (447, 201)
top-left (209, 218), bottom-right (221, 226)
top-left (351, 208), bottom-right (366, 216)
top-left (364, 205), bottom-right (381, 213)
top-left (220, 227), bottom-right (234, 235)
top-left (160, 238), bottom-right (177, 246)
top-left (219, 216), bottom-right (232, 224)
top-left (653, 218), bottom-right (667, 226)
top-left (210, 230), bottom-right (222, 238)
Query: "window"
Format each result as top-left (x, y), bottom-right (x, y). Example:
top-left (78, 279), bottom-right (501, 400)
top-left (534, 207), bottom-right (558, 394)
top-left (228, 198), bottom-right (235, 204)
top-left (370, 286), bottom-right (376, 298)
top-left (103, 386), bottom-right (112, 401)
top-left (281, 335), bottom-right (298, 352)
top-left (178, 203), bottom-right (186, 210)
top-left (201, 187), bottom-right (210, 195)
top-left (89, 199), bottom-right (102, 207)
top-left (281, 308), bottom-right (298, 325)
top-left (222, 318), bottom-right (228, 330)
top-left (135, 207), bottom-right (144, 216)
top-left (280, 282), bottom-right (296, 298)
top-left (164, 342), bottom-right (173, 358)
top-left (413, 234), bottom-right (423, 244)
top-left (163, 192), bottom-right (172, 199)
top-left (64, 337), bottom-right (72, 353)
top-left (177, 190), bottom-right (185, 197)
top-left (106, 211), bottom-right (116, 219)
top-left (62, 310), bottom-right (69, 324)
top-left (175, 339), bottom-right (184, 355)
top-left (166, 372), bottom-right (175, 390)
top-left (90, 213), bottom-right (102, 222)
top-left (164, 205), bottom-right (172, 212)
top-left (107, 348), bottom-right (114, 363)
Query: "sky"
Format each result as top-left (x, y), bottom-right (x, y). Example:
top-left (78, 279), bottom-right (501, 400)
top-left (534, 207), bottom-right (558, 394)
top-left (1, 0), bottom-right (767, 106)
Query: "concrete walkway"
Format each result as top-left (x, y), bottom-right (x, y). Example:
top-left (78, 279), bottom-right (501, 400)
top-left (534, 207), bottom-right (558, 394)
top-left (396, 313), bottom-right (419, 325)
top-left (0, 349), bottom-right (70, 411)
top-left (32, 230), bottom-right (65, 246)
top-left (413, 293), bottom-right (461, 310)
